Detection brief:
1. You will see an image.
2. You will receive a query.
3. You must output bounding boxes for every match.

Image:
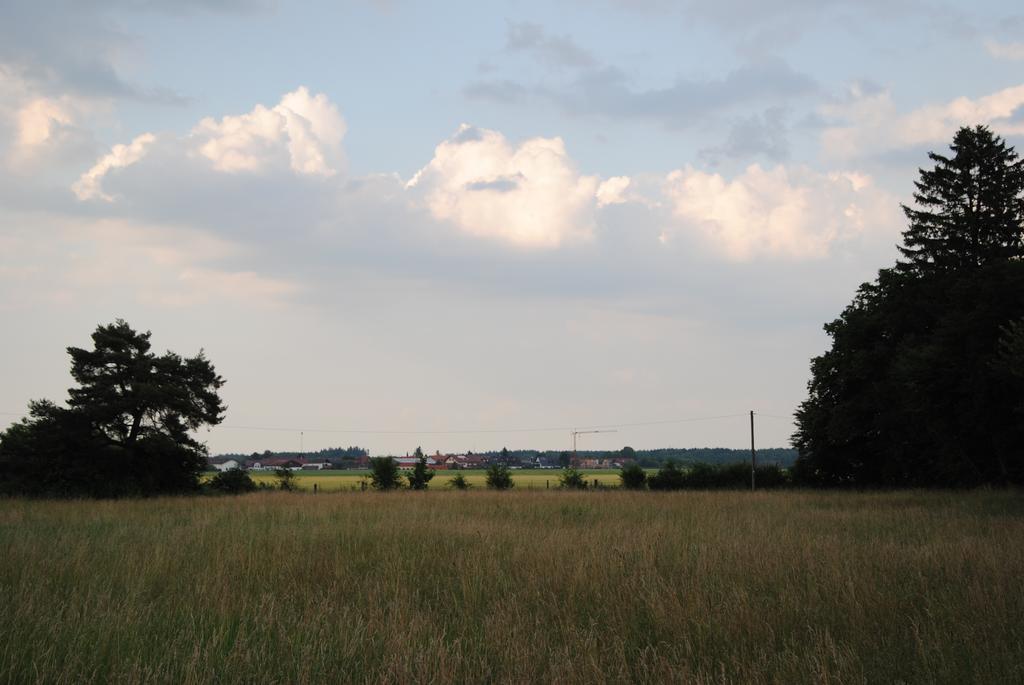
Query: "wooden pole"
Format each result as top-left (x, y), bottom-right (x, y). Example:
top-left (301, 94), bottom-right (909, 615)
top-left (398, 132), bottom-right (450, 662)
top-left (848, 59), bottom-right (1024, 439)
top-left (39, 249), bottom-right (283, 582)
top-left (750, 410), bottom-right (756, 491)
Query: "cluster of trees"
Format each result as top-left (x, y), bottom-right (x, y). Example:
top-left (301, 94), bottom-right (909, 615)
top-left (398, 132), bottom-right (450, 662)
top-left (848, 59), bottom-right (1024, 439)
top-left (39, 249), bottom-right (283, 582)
top-left (619, 462), bottom-right (788, 490)
top-left (216, 446), bottom-right (369, 468)
top-left (365, 454), bottom-right (515, 490)
top-left (423, 446), bottom-right (797, 469)
top-left (0, 321), bottom-right (225, 498)
top-left (794, 126), bottom-right (1024, 487)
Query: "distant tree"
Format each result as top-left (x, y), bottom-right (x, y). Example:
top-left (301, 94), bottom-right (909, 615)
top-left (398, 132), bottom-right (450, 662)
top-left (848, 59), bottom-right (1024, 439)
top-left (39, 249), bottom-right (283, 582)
top-left (406, 454), bottom-right (435, 490)
top-left (208, 468), bottom-right (257, 494)
top-left (500, 447), bottom-right (510, 465)
top-left (0, 320), bottom-right (225, 497)
top-left (648, 461), bottom-right (686, 491)
top-left (448, 472), bottom-right (470, 490)
top-left (558, 451), bottom-right (572, 468)
top-left (558, 467), bottom-right (587, 490)
top-left (619, 462), bottom-right (647, 490)
top-left (275, 467), bottom-right (297, 491)
top-left (619, 446), bottom-right (637, 462)
top-left (794, 126), bottom-right (1024, 487)
top-left (369, 457), bottom-right (402, 490)
top-left (485, 463), bottom-right (514, 490)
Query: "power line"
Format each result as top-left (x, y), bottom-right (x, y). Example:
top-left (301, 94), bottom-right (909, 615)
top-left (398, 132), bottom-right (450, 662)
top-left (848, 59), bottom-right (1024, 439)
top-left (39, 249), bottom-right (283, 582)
top-left (573, 413), bottom-right (745, 430)
top-left (217, 412), bottom-right (749, 437)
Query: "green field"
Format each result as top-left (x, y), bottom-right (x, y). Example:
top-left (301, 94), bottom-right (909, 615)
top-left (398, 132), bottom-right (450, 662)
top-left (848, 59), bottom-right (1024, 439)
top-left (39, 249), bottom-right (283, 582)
top-left (235, 468), bottom-right (625, 491)
top-left (2, 490), bottom-right (1023, 683)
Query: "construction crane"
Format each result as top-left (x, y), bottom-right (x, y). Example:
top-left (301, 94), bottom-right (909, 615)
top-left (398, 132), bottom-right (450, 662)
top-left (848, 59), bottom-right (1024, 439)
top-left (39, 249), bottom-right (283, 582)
top-left (571, 429), bottom-right (617, 466)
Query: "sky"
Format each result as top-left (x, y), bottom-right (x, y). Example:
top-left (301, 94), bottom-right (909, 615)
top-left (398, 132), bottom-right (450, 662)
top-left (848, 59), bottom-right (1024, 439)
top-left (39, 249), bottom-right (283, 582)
top-left (2, 0), bottom-right (1023, 457)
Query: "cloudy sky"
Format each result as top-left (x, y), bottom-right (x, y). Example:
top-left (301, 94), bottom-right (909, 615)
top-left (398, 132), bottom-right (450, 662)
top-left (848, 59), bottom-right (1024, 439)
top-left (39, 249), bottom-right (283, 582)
top-left (2, 0), bottom-right (1022, 456)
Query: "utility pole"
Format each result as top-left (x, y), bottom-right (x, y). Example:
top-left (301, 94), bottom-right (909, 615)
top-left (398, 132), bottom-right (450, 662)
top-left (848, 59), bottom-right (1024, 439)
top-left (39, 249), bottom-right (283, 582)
top-left (571, 429), bottom-right (617, 467)
top-left (750, 410), bottom-right (756, 491)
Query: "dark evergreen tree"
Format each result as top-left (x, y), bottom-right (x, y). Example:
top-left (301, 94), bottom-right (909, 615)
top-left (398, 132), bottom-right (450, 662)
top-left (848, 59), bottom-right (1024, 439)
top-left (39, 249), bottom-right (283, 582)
top-left (485, 462), bottom-right (514, 490)
top-left (900, 126), bottom-right (1024, 272)
top-left (368, 457), bottom-right (402, 490)
top-left (794, 127), bottom-right (1024, 487)
top-left (406, 454), bottom-right (435, 490)
top-left (0, 321), bottom-right (225, 497)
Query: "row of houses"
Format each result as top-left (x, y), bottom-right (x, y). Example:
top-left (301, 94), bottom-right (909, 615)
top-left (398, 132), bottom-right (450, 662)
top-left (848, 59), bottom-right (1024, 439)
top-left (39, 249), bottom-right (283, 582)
top-left (207, 452), bottom-right (487, 472)
top-left (208, 456), bottom-right (369, 472)
top-left (208, 452), bottom-right (634, 472)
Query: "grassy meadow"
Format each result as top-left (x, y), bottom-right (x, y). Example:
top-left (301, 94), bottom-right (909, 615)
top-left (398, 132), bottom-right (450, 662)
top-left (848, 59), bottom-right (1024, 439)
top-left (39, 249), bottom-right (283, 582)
top-left (236, 468), bottom-right (625, 491)
top-left (1, 490), bottom-right (1023, 684)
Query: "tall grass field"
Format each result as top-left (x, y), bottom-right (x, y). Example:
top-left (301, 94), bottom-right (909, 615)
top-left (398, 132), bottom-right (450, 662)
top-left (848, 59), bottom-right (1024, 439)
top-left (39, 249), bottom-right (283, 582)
top-left (2, 490), bottom-right (1022, 683)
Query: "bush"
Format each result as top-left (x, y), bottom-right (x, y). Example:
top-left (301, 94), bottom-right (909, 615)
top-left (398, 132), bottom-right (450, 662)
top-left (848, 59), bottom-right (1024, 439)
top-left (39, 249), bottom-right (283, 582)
top-left (369, 457), bottom-right (402, 490)
top-left (274, 467), bottom-right (298, 491)
top-left (448, 473), bottom-right (470, 490)
top-left (619, 462), bottom-right (647, 490)
top-left (207, 468), bottom-right (257, 494)
top-left (648, 461), bottom-right (686, 491)
top-left (485, 463), bottom-right (514, 490)
top-left (558, 467), bottom-right (587, 490)
top-left (685, 462), bottom-right (720, 488)
top-left (754, 464), bottom-right (789, 488)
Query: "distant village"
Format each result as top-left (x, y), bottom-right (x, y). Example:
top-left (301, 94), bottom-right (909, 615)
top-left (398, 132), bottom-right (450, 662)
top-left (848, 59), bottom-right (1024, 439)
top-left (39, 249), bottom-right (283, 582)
top-left (207, 451), bottom-right (629, 473)
top-left (206, 446), bottom-right (797, 473)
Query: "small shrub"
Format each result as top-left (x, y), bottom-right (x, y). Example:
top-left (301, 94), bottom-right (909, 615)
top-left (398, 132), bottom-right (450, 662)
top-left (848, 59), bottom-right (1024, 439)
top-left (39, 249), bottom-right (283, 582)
top-left (275, 467), bottom-right (298, 491)
top-left (369, 457), bottom-right (402, 491)
top-left (207, 468), bottom-right (257, 494)
top-left (558, 467), bottom-right (587, 490)
top-left (619, 462), bottom-right (647, 490)
top-left (448, 473), bottom-right (470, 490)
top-left (648, 461), bottom-right (686, 491)
top-left (485, 463), bottom-right (514, 490)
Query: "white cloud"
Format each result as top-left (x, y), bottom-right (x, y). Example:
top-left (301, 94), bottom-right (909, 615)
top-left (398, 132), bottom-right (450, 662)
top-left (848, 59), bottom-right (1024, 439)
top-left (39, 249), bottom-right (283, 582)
top-left (662, 164), bottom-right (895, 260)
top-left (596, 176), bottom-right (631, 207)
top-left (821, 84), bottom-right (1024, 159)
top-left (15, 98), bottom-right (73, 148)
top-left (985, 39), bottom-right (1024, 61)
top-left (72, 133), bottom-right (156, 201)
top-left (190, 86), bottom-right (346, 175)
top-left (0, 69), bottom-right (100, 168)
top-left (407, 124), bottom-right (600, 248)
top-left (71, 87), bottom-right (348, 202)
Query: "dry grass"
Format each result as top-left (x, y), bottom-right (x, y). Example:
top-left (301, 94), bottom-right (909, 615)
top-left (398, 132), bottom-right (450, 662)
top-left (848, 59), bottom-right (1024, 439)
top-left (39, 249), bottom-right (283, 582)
top-left (1, 490), bottom-right (1022, 684)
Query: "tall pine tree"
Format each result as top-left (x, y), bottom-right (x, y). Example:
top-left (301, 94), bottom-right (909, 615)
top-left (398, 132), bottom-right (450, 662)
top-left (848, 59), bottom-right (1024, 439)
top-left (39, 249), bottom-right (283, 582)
top-left (794, 127), bottom-right (1024, 487)
top-left (899, 126), bottom-right (1024, 271)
